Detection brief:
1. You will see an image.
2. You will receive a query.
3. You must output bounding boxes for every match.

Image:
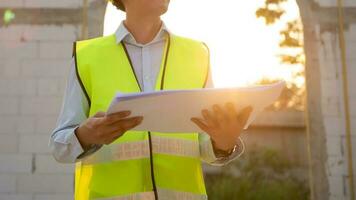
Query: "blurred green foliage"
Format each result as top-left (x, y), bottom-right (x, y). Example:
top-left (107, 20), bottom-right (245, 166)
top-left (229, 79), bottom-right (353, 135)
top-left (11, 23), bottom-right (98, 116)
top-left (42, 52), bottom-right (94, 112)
top-left (3, 9), bottom-right (15, 25)
top-left (256, 0), bottom-right (287, 25)
top-left (205, 147), bottom-right (309, 200)
top-left (256, 0), bottom-right (305, 111)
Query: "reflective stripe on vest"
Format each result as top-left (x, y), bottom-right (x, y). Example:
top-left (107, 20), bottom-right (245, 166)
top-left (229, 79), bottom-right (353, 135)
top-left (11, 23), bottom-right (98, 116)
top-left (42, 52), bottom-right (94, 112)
top-left (74, 33), bottom-right (209, 200)
top-left (82, 135), bottom-right (200, 165)
top-left (93, 188), bottom-right (208, 200)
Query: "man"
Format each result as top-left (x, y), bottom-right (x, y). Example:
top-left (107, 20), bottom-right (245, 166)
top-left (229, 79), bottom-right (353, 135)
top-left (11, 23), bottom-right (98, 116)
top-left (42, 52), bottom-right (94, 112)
top-left (50, 0), bottom-right (252, 199)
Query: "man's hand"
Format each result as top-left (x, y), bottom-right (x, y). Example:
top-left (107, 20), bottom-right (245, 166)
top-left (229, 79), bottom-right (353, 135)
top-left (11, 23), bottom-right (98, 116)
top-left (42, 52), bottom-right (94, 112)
top-left (191, 103), bottom-right (252, 152)
top-left (75, 111), bottom-right (143, 151)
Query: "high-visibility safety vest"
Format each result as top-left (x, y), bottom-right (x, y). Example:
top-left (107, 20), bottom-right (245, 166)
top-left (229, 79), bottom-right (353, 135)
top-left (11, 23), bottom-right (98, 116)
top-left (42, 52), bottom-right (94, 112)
top-left (73, 33), bottom-right (210, 200)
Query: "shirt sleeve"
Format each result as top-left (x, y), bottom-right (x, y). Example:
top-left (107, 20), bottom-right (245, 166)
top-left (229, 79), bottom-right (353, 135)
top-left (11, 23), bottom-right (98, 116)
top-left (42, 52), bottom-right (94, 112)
top-left (49, 58), bottom-right (102, 163)
top-left (198, 61), bottom-right (245, 166)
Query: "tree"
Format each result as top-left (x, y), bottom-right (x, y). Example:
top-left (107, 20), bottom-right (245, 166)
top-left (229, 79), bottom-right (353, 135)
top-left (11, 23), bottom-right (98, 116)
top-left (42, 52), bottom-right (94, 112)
top-left (256, 0), bottom-right (305, 111)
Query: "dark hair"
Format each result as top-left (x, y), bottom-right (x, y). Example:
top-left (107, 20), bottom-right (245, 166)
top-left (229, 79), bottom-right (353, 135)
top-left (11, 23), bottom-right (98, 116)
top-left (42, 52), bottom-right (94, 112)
top-left (110, 0), bottom-right (125, 11)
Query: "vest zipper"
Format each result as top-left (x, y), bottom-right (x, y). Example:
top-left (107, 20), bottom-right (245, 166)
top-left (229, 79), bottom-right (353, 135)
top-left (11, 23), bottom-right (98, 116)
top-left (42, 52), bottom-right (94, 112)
top-left (148, 131), bottom-right (158, 200)
top-left (121, 34), bottom-right (171, 200)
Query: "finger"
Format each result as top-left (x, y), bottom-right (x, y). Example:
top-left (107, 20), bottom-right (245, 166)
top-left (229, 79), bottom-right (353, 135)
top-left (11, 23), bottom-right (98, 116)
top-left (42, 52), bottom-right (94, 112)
top-left (93, 111), bottom-right (106, 118)
top-left (191, 117), bottom-right (210, 133)
top-left (212, 104), bottom-right (227, 127)
top-left (92, 111), bottom-right (107, 125)
top-left (106, 116), bottom-right (143, 133)
top-left (237, 106), bottom-right (253, 127)
top-left (120, 117), bottom-right (143, 131)
top-left (105, 117), bottom-right (142, 143)
top-left (104, 110), bottom-right (132, 124)
top-left (225, 102), bottom-right (238, 121)
top-left (107, 130), bottom-right (126, 143)
top-left (202, 109), bottom-right (218, 128)
top-left (103, 137), bottom-right (116, 145)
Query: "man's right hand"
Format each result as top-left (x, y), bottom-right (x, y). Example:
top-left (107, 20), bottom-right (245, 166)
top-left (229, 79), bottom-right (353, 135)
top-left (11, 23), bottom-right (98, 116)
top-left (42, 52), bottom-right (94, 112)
top-left (75, 111), bottom-right (143, 151)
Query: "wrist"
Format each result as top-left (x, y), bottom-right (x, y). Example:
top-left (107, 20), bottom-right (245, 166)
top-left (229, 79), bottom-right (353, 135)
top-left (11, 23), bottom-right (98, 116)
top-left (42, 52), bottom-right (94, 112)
top-left (211, 137), bottom-right (236, 152)
top-left (75, 126), bottom-right (92, 151)
top-left (211, 139), bottom-right (236, 157)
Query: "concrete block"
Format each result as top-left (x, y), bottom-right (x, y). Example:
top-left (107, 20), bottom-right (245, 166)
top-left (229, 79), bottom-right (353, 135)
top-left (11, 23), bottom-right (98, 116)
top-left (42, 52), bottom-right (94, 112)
top-left (35, 115), bottom-right (58, 135)
top-left (345, 0), bottom-right (356, 7)
top-left (0, 116), bottom-right (17, 134)
top-left (319, 56), bottom-right (339, 80)
top-left (23, 25), bottom-right (79, 41)
top-left (0, 0), bottom-right (24, 7)
top-left (348, 62), bottom-right (356, 98)
top-left (34, 194), bottom-right (73, 200)
top-left (321, 79), bottom-right (340, 99)
top-left (347, 24), bottom-right (356, 42)
top-left (35, 155), bottom-right (74, 174)
top-left (324, 116), bottom-right (345, 136)
top-left (17, 174), bottom-right (73, 193)
top-left (20, 97), bottom-right (62, 115)
top-left (37, 79), bottom-right (61, 96)
top-left (315, 0), bottom-right (356, 7)
top-left (328, 175), bottom-right (346, 197)
top-left (0, 41), bottom-right (38, 59)
top-left (0, 79), bottom-right (36, 96)
top-left (19, 134), bottom-right (51, 153)
top-left (352, 117), bottom-right (356, 136)
top-left (340, 135), bottom-right (356, 173)
top-left (329, 195), bottom-right (347, 200)
top-left (21, 59), bottom-right (71, 78)
top-left (349, 69), bottom-right (356, 98)
top-left (326, 135), bottom-right (343, 157)
top-left (315, 0), bottom-right (336, 7)
top-left (326, 155), bottom-right (346, 176)
top-left (0, 59), bottom-right (21, 78)
top-left (39, 42), bottom-right (73, 59)
top-left (351, 96), bottom-right (356, 117)
top-left (16, 116), bottom-right (36, 135)
top-left (0, 194), bottom-right (32, 200)
top-left (0, 26), bottom-right (25, 41)
top-left (0, 175), bottom-right (16, 193)
top-left (318, 32), bottom-right (341, 61)
top-left (58, 79), bottom-right (68, 94)
top-left (0, 135), bottom-right (18, 153)
top-left (319, 31), bottom-right (355, 63)
top-left (346, 41), bottom-right (356, 61)
top-left (321, 96), bottom-right (341, 117)
top-left (0, 154), bottom-right (32, 173)
top-left (0, 97), bottom-right (19, 115)
top-left (24, 0), bottom-right (81, 8)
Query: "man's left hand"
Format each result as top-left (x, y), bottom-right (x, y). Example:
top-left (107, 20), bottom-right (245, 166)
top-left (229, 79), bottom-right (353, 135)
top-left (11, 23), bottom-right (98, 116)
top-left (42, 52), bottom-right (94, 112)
top-left (191, 103), bottom-right (252, 152)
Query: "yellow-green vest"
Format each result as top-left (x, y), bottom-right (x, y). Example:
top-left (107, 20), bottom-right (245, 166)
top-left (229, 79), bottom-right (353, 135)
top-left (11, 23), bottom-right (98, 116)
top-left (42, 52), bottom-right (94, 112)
top-left (73, 33), bottom-right (210, 200)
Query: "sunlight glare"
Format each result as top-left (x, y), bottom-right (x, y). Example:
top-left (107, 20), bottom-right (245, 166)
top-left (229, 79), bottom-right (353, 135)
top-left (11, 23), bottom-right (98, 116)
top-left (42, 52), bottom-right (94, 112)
top-left (104, 0), bottom-right (301, 87)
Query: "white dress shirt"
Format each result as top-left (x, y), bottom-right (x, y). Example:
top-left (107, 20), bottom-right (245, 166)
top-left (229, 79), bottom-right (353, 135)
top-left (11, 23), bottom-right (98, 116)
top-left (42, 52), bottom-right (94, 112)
top-left (49, 21), bottom-right (244, 165)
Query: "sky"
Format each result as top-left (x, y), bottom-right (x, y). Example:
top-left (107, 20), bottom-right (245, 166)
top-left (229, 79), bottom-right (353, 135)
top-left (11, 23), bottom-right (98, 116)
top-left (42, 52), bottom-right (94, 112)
top-left (103, 0), bottom-right (302, 87)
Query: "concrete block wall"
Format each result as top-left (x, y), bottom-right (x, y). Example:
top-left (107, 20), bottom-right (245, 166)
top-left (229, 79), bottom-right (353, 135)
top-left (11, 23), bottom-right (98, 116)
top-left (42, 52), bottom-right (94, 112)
top-left (0, 0), bottom-right (83, 8)
top-left (315, 0), bottom-right (356, 7)
top-left (320, 24), bottom-right (356, 200)
top-left (0, 1), bottom-right (82, 199)
top-left (312, 0), bottom-right (356, 198)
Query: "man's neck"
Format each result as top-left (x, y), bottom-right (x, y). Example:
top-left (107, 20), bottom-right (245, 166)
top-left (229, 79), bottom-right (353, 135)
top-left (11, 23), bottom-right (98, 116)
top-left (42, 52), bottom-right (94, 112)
top-left (124, 13), bottom-right (162, 45)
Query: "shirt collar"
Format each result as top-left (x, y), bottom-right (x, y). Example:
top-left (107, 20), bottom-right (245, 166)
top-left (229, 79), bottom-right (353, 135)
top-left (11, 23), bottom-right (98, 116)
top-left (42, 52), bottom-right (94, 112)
top-left (115, 20), bottom-right (170, 47)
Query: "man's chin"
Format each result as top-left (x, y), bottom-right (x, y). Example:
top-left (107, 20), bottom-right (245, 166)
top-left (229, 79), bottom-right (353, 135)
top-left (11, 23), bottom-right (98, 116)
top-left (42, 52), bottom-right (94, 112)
top-left (160, 7), bottom-right (169, 15)
top-left (149, 6), bottom-right (168, 16)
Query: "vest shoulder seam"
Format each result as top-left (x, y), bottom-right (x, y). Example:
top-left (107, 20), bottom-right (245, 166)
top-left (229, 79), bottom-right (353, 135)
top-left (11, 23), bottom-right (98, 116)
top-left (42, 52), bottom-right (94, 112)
top-left (72, 41), bottom-right (92, 107)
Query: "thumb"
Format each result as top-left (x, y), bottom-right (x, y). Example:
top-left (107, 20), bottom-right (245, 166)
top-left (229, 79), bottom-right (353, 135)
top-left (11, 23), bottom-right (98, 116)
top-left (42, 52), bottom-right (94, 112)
top-left (238, 106), bottom-right (253, 127)
top-left (93, 111), bottom-right (106, 118)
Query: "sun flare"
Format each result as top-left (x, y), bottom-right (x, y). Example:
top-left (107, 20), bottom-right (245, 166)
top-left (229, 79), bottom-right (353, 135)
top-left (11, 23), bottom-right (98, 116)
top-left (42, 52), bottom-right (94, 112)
top-left (104, 0), bottom-right (302, 88)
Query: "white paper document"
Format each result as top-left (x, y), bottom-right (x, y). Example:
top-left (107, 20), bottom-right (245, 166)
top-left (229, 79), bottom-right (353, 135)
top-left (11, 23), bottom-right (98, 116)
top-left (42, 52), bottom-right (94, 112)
top-left (107, 81), bottom-right (285, 133)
